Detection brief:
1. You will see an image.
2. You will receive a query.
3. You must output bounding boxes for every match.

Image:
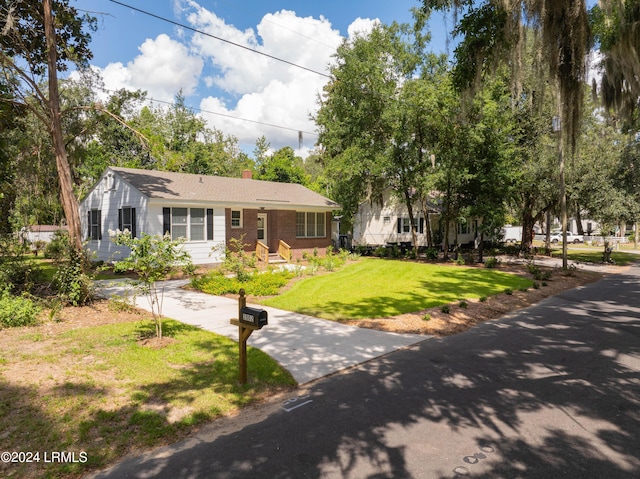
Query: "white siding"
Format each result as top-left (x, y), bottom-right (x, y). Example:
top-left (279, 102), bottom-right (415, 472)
top-left (353, 189), bottom-right (478, 247)
top-left (147, 202), bottom-right (226, 265)
top-left (353, 190), bottom-right (431, 247)
top-left (80, 169), bottom-right (227, 265)
top-left (80, 170), bottom-right (148, 263)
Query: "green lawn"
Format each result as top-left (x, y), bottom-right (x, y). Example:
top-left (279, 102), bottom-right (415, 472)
top-left (549, 248), bottom-right (638, 266)
top-left (0, 316), bottom-right (295, 478)
top-left (260, 259), bottom-right (532, 320)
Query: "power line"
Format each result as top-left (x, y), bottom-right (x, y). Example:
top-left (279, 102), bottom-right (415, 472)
top-left (97, 87), bottom-right (317, 137)
top-left (107, 0), bottom-right (331, 79)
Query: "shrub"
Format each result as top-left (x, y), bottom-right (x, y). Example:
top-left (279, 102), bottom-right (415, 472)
top-left (425, 248), bottom-right (439, 260)
top-left (0, 287), bottom-right (40, 328)
top-left (479, 296), bottom-right (487, 302)
top-left (218, 235), bottom-right (256, 282)
top-left (423, 313), bottom-right (431, 321)
top-left (43, 229), bottom-right (68, 260)
top-left (454, 256), bottom-right (465, 266)
top-left (526, 262), bottom-right (540, 275)
top-left (484, 257), bottom-right (499, 268)
top-left (52, 235), bottom-right (93, 306)
top-left (459, 300), bottom-right (468, 309)
top-left (193, 270), bottom-right (291, 296)
top-left (504, 288), bottom-right (513, 295)
top-left (441, 304), bottom-right (451, 314)
top-left (0, 235), bottom-right (43, 293)
top-left (533, 282), bottom-right (540, 289)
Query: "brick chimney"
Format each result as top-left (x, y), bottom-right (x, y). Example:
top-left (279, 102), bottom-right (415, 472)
top-left (241, 169), bottom-right (252, 179)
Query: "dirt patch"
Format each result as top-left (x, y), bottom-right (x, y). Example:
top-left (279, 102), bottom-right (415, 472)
top-left (343, 262), bottom-right (605, 336)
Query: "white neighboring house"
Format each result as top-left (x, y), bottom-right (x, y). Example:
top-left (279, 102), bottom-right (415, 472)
top-left (20, 225), bottom-right (68, 245)
top-left (79, 167), bottom-right (339, 265)
top-left (352, 188), bottom-right (478, 248)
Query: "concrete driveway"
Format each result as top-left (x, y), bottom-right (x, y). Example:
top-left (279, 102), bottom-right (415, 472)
top-left (96, 279), bottom-right (426, 384)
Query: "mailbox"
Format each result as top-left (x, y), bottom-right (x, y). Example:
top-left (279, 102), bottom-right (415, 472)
top-left (239, 307), bottom-right (268, 329)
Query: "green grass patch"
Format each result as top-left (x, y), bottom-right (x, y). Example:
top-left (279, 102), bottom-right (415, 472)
top-left (549, 249), bottom-right (638, 266)
top-left (0, 318), bottom-right (295, 478)
top-left (192, 269), bottom-right (293, 296)
top-left (260, 258), bottom-right (532, 320)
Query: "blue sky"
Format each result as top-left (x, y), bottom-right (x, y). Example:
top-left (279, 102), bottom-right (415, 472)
top-left (71, 1), bottom-right (599, 156)
top-left (71, 0), bottom-right (453, 155)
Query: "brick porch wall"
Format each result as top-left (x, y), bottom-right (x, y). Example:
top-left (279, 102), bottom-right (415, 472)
top-left (225, 208), bottom-right (333, 258)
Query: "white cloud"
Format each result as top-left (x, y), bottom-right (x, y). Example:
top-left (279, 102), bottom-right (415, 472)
top-left (91, 1), bottom-right (380, 153)
top-left (347, 17), bottom-right (380, 39)
top-left (99, 33), bottom-right (203, 102)
top-left (181, 4), bottom-right (344, 148)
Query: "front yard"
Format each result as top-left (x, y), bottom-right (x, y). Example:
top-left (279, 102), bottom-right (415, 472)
top-left (0, 303), bottom-right (295, 479)
top-left (0, 253), bottom-right (610, 477)
top-left (260, 258), bottom-right (533, 320)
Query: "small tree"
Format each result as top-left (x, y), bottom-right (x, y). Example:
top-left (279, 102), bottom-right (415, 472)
top-left (110, 231), bottom-right (193, 340)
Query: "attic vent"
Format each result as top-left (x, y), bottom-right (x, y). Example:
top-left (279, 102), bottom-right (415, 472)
top-left (104, 173), bottom-right (116, 191)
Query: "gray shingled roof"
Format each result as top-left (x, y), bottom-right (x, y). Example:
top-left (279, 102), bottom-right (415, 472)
top-left (110, 167), bottom-right (339, 210)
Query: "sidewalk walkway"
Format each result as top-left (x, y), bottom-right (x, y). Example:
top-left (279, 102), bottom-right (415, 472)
top-left (95, 280), bottom-right (427, 384)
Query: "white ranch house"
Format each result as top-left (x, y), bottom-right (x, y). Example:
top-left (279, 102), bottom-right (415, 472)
top-left (80, 167), bottom-right (340, 265)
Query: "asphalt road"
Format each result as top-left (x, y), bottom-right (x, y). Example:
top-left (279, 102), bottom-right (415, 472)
top-left (89, 266), bottom-right (640, 479)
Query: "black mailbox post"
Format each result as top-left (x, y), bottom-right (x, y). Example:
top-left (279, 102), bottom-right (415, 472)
top-left (240, 307), bottom-right (268, 329)
top-left (230, 290), bottom-right (268, 384)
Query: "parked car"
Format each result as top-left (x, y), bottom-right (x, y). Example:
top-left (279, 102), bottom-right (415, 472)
top-left (550, 231), bottom-right (584, 244)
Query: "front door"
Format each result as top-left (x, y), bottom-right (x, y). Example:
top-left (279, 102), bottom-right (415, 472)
top-left (257, 213), bottom-right (267, 245)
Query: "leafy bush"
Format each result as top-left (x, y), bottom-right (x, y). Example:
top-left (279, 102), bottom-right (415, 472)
top-left (0, 287), bottom-right (40, 328)
top-left (193, 270), bottom-right (292, 296)
top-left (484, 257), bottom-right (500, 268)
top-left (425, 248), bottom-right (439, 260)
top-left (479, 296), bottom-right (487, 302)
top-left (504, 288), bottom-right (513, 295)
top-left (0, 235), bottom-right (43, 293)
top-left (52, 235), bottom-right (93, 306)
top-left (441, 304), bottom-right (451, 314)
top-left (43, 229), bottom-right (69, 260)
top-left (459, 300), bottom-right (468, 309)
top-left (218, 235), bottom-right (256, 282)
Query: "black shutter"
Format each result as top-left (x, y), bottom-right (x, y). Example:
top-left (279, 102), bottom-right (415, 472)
top-left (131, 208), bottom-right (137, 238)
top-left (419, 218), bottom-right (424, 234)
top-left (163, 208), bottom-right (171, 236)
top-left (118, 209), bottom-right (122, 232)
top-left (397, 218), bottom-right (402, 234)
top-left (97, 210), bottom-right (102, 240)
top-left (87, 211), bottom-right (91, 240)
top-left (206, 209), bottom-right (213, 240)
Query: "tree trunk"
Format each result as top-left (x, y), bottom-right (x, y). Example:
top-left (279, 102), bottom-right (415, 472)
top-left (575, 206), bottom-right (585, 235)
top-left (404, 189), bottom-right (418, 255)
top-left (520, 195), bottom-right (536, 253)
top-left (44, 0), bottom-right (82, 251)
top-left (421, 197), bottom-right (433, 249)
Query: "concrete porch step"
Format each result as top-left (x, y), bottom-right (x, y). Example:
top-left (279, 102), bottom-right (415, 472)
top-left (268, 253), bottom-right (287, 264)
